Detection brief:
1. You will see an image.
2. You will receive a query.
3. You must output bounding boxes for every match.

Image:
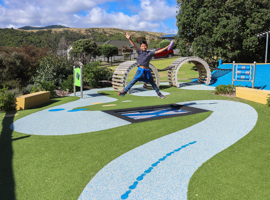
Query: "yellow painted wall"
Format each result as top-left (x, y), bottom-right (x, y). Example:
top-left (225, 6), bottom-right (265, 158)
top-left (16, 91), bottom-right (50, 110)
top-left (236, 87), bottom-right (270, 104)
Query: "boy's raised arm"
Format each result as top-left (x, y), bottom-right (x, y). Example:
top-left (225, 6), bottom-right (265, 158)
top-left (126, 32), bottom-right (138, 52)
top-left (155, 39), bottom-right (174, 54)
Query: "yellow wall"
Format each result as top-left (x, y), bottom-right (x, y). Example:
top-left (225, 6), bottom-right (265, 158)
top-left (16, 91), bottom-right (50, 110)
top-left (236, 87), bottom-right (270, 104)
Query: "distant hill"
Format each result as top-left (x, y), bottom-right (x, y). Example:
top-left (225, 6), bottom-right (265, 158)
top-left (0, 27), bottom-right (167, 48)
top-left (18, 25), bottom-right (69, 30)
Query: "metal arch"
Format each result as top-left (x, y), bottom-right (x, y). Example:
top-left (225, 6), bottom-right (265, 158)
top-left (168, 57), bottom-right (212, 87)
top-left (112, 61), bottom-right (160, 92)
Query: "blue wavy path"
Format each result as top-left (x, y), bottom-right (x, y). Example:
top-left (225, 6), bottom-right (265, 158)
top-left (10, 87), bottom-right (258, 199)
top-left (78, 100), bottom-right (257, 200)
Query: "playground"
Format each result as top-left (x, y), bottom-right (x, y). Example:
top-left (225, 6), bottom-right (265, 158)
top-left (0, 57), bottom-right (269, 199)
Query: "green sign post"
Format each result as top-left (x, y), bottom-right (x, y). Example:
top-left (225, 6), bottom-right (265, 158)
top-left (73, 65), bottom-right (83, 98)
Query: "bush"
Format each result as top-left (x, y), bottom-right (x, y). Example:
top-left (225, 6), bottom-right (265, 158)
top-left (8, 88), bottom-right (21, 98)
top-left (267, 94), bottom-right (270, 107)
top-left (83, 61), bottom-right (113, 88)
top-left (61, 75), bottom-right (74, 92)
top-left (214, 84), bottom-right (235, 94)
top-left (33, 53), bottom-right (72, 88)
top-left (0, 45), bottom-right (49, 85)
top-left (23, 84), bottom-right (34, 94)
top-left (38, 81), bottom-right (56, 99)
top-left (0, 85), bottom-right (16, 111)
top-left (30, 85), bottom-right (40, 93)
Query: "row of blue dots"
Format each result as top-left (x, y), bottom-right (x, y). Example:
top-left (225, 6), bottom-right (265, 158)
top-left (48, 108), bottom-right (87, 112)
top-left (121, 141), bottom-right (197, 199)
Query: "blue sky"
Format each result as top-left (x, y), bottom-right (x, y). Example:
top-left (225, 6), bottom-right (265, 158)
top-left (0, 0), bottom-right (179, 33)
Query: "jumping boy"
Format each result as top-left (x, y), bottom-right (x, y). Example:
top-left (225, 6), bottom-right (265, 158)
top-left (118, 32), bottom-right (172, 99)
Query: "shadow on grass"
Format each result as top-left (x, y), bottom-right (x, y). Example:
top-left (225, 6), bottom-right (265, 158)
top-left (28, 99), bottom-right (61, 110)
top-left (0, 110), bottom-right (15, 199)
top-left (0, 110), bottom-right (31, 199)
top-left (159, 85), bottom-right (173, 90)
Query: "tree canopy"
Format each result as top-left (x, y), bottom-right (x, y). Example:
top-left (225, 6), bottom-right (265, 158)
top-left (70, 39), bottom-right (101, 65)
top-left (99, 44), bottom-right (118, 63)
top-left (176, 0), bottom-right (270, 65)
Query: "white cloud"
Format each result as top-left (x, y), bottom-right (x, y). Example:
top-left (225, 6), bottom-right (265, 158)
top-left (139, 0), bottom-right (178, 22)
top-left (0, 0), bottom-right (177, 32)
top-left (81, 7), bottom-right (159, 30)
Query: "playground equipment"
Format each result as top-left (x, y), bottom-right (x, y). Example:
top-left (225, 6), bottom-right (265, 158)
top-left (167, 57), bottom-right (212, 87)
top-left (232, 61), bottom-right (256, 88)
top-left (112, 57), bottom-right (213, 91)
top-left (112, 61), bottom-right (160, 92)
top-left (73, 65), bottom-right (83, 98)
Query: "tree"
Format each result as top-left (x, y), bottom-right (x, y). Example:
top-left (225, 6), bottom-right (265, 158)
top-left (176, 0), bottom-right (270, 65)
top-left (133, 36), bottom-right (147, 44)
top-left (70, 39), bottom-right (101, 65)
top-left (100, 43), bottom-right (118, 63)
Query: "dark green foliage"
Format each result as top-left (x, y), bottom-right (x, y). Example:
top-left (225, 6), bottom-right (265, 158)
top-left (0, 29), bottom-right (88, 49)
top-left (61, 75), bottom-right (74, 92)
top-left (99, 44), bottom-right (118, 63)
top-left (71, 39), bottom-right (101, 65)
top-left (176, 0), bottom-right (270, 65)
top-left (38, 81), bottom-right (56, 99)
top-left (0, 45), bottom-right (49, 85)
top-left (0, 85), bottom-right (16, 111)
top-left (33, 53), bottom-right (72, 87)
top-left (18, 25), bottom-right (69, 30)
top-left (83, 61), bottom-right (113, 88)
top-left (214, 84), bottom-right (235, 94)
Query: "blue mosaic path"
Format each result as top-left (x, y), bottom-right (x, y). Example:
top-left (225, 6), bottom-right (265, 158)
top-left (78, 100), bottom-right (257, 200)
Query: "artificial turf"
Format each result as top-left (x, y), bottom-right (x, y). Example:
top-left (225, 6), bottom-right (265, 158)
top-left (0, 79), bottom-right (269, 199)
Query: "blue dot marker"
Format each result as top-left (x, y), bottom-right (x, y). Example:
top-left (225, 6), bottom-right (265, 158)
top-left (67, 108), bottom-right (87, 112)
top-left (49, 108), bottom-right (65, 112)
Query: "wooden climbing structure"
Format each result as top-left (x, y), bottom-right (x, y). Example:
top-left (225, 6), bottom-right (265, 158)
top-left (167, 57), bottom-right (212, 87)
top-left (112, 61), bottom-right (160, 92)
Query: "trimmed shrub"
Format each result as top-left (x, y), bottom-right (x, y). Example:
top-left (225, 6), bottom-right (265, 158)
top-left (214, 84), bottom-right (235, 94)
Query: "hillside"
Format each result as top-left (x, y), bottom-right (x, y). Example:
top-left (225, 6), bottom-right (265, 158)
top-left (22, 27), bottom-right (166, 42)
top-left (0, 27), bottom-right (167, 48)
top-left (18, 25), bottom-right (69, 30)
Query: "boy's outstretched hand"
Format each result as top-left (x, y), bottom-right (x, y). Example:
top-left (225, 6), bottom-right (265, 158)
top-left (126, 32), bottom-right (131, 40)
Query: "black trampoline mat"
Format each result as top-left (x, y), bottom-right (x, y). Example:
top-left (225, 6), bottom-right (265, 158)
top-left (102, 104), bottom-right (210, 123)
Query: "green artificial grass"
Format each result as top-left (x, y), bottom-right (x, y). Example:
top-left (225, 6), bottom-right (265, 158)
top-left (0, 63), bottom-right (269, 199)
top-left (0, 89), bottom-right (212, 199)
top-left (187, 100), bottom-right (270, 200)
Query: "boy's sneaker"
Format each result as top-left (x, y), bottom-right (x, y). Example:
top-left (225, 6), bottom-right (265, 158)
top-left (118, 90), bottom-right (127, 97)
top-left (157, 92), bottom-right (165, 99)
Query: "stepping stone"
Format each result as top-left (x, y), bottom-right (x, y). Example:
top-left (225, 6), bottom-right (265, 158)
top-left (102, 104), bottom-right (117, 107)
top-left (91, 102), bottom-right (103, 105)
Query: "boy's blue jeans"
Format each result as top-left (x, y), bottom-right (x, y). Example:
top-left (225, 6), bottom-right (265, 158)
top-left (124, 67), bottom-right (160, 93)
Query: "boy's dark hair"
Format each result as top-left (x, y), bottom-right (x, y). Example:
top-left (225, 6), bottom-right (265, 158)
top-left (140, 40), bottom-right (148, 46)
